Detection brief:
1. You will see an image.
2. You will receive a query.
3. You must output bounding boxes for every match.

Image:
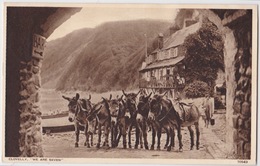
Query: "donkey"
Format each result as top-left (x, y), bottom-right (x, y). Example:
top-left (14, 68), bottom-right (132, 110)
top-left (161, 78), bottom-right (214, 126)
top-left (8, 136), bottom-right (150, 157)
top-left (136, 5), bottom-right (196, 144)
top-left (148, 93), bottom-right (183, 151)
top-left (102, 95), bottom-right (129, 148)
top-left (122, 90), bottom-right (141, 149)
top-left (172, 98), bottom-right (201, 150)
top-left (135, 91), bottom-right (152, 150)
top-left (86, 97), bottom-right (111, 149)
top-left (62, 93), bottom-right (93, 148)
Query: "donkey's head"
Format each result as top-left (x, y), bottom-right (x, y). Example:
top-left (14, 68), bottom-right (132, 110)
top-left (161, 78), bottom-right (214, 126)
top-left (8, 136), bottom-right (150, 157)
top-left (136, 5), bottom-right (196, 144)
top-left (62, 93), bottom-right (80, 122)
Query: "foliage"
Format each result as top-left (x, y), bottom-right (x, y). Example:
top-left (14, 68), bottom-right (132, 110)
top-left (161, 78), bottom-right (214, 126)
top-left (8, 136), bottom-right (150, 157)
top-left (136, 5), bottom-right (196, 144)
top-left (182, 20), bottom-right (224, 89)
top-left (183, 80), bottom-right (211, 98)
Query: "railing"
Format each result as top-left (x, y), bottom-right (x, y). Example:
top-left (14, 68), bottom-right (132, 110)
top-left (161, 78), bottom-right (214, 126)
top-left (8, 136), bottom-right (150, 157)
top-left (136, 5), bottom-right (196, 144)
top-left (139, 78), bottom-right (185, 89)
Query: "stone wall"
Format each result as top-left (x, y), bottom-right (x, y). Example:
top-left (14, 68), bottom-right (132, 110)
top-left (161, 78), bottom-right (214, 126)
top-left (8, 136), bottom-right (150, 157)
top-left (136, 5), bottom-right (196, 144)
top-left (19, 57), bottom-right (43, 157)
top-left (199, 9), bottom-right (253, 159)
top-left (219, 10), bottom-right (252, 159)
top-left (5, 7), bottom-right (80, 157)
top-left (230, 14), bottom-right (252, 159)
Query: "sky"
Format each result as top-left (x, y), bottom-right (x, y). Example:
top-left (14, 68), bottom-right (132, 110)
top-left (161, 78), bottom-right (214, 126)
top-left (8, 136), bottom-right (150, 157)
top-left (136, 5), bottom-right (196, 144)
top-left (47, 5), bottom-right (178, 41)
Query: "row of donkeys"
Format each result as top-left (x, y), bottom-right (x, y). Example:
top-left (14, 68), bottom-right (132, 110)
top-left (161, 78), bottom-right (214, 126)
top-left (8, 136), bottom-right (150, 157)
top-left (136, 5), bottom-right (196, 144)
top-left (62, 89), bottom-right (201, 152)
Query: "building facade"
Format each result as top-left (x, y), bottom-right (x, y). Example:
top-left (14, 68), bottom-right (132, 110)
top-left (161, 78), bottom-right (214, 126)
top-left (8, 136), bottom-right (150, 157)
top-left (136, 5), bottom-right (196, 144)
top-left (139, 20), bottom-right (201, 97)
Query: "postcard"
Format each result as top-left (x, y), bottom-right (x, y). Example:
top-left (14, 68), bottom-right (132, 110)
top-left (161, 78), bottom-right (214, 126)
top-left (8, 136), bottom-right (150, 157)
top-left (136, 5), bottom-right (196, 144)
top-left (2, 2), bottom-right (257, 165)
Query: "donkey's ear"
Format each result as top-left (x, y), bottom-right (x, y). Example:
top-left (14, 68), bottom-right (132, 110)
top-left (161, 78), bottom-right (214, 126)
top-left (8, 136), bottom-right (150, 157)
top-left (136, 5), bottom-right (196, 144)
top-left (88, 94), bottom-right (91, 100)
top-left (75, 93), bottom-right (80, 101)
top-left (109, 94), bottom-right (112, 100)
top-left (161, 91), bottom-right (168, 97)
top-left (119, 95), bottom-right (124, 101)
top-left (62, 96), bottom-right (71, 101)
top-left (135, 90), bottom-right (141, 97)
top-left (122, 90), bottom-right (127, 96)
top-left (147, 92), bottom-right (152, 99)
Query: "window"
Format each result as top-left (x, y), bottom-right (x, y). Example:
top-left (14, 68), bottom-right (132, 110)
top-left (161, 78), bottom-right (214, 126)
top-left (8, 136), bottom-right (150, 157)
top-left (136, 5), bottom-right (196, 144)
top-left (166, 69), bottom-right (170, 80)
top-left (171, 47), bottom-right (178, 57)
top-left (160, 69), bottom-right (163, 80)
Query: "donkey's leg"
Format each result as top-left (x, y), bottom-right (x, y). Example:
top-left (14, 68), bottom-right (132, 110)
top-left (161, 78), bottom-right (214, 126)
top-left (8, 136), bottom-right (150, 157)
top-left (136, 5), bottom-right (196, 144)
top-left (135, 121), bottom-right (140, 149)
top-left (104, 121), bottom-right (111, 148)
top-left (120, 122), bottom-right (127, 149)
top-left (96, 123), bottom-right (102, 148)
top-left (84, 123), bottom-right (90, 148)
top-left (167, 127), bottom-right (174, 151)
top-left (139, 124), bottom-right (143, 149)
top-left (177, 125), bottom-right (183, 152)
top-left (128, 123), bottom-right (133, 148)
top-left (195, 122), bottom-right (200, 150)
top-left (90, 133), bottom-right (93, 146)
top-left (74, 123), bottom-right (79, 147)
top-left (172, 127), bottom-right (175, 148)
top-left (150, 127), bottom-right (156, 150)
top-left (157, 127), bottom-right (161, 150)
top-left (116, 130), bottom-right (122, 147)
top-left (164, 127), bottom-right (169, 149)
top-left (111, 123), bottom-right (114, 148)
top-left (188, 126), bottom-right (194, 150)
top-left (113, 124), bottom-right (119, 148)
top-left (143, 122), bottom-right (149, 150)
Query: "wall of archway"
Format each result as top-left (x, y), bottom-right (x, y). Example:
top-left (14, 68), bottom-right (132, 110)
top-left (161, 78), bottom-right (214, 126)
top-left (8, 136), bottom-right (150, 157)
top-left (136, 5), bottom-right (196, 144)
top-left (199, 9), bottom-right (253, 159)
top-left (5, 7), bottom-right (81, 157)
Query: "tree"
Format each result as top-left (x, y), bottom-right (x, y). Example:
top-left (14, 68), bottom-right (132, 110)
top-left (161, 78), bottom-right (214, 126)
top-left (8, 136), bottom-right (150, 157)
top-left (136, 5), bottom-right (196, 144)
top-left (184, 80), bottom-right (211, 98)
top-left (182, 19), bottom-right (224, 92)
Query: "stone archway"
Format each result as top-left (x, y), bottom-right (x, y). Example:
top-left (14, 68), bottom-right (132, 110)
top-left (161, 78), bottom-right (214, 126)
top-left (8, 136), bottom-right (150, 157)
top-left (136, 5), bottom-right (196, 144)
top-left (5, 7), bottom-right (81, 157)
top-left (198, 9), bottom-right (253, 159)
top-left (5, 7), bottom-right (254, 159)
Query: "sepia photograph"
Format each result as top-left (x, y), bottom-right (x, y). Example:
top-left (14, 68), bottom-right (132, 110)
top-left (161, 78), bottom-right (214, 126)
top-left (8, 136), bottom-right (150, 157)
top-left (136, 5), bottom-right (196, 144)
top-left (2, 3), bottom-right (257, 165)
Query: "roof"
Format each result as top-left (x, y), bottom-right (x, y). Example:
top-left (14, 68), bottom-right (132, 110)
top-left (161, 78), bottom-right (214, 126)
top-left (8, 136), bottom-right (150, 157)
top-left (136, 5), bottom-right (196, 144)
top-left (140, 56), bottom-right (185, 72)
top-left (163, 22), bottom-right (201, 50)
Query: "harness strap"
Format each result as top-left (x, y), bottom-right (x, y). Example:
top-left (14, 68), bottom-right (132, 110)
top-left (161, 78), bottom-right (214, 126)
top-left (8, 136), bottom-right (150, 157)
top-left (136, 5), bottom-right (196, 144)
top-left (157, 104), bottom-right (173, 122)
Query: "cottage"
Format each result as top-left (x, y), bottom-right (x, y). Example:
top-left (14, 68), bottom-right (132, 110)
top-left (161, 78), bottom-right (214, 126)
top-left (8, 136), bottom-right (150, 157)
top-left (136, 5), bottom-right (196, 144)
top-left (139, 19), bottom-right (201, 97)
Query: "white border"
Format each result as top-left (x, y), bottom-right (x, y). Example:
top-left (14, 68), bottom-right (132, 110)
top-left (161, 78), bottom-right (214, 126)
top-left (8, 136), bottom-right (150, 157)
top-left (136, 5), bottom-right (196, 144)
top-left (1, 1), bottom-right (258, 166)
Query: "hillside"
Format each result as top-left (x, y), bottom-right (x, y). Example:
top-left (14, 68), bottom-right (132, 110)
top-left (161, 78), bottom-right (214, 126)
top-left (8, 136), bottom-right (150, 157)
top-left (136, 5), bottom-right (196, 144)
top-left (41, 19), bottom-right (171, 92)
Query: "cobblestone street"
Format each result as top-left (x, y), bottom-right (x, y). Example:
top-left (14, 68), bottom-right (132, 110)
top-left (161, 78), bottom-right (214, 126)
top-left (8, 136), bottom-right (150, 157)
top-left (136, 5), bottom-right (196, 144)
top-left (43, 114), bottom-right (227, 159)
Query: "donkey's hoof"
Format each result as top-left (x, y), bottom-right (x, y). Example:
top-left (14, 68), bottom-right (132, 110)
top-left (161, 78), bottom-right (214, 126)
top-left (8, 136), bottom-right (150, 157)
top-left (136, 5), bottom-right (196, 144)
top-left (164, 145), bottom-right (167, 149)
top-left (105, 145), bottom-right (110, 150)
top-left (84, 142), bottom-right (87, 146)
top-left (134, 145), bottom-right (138, 149)
top-left (196, 146), bottom-right (200, 150)
top-left (150, 146), bottom-right (154, 150)
top-left (145, 145), bottom-right (149, 150)
top-left (75, 143), bottom-right (79, 147)
top-left (87, 144), bottom-right (90, 148)
top-left (96, 144), bottom-right (100, 149)
top-left (190, 146), bottom-right (194, 150)
top-left (167, 146), bottom-right (171, 151)
top-left (123, 145), bottom-right (127, 149)
top-left (157, 146), bottom-right (161, 151)
top-left (140, 144), bottom-right (143, 149)
top-left (128, 145), bottom-right (132, 148)
top-left (91, 142), bottom-right (93, 146)
top-left (179, 148), bottom-right (183, 152)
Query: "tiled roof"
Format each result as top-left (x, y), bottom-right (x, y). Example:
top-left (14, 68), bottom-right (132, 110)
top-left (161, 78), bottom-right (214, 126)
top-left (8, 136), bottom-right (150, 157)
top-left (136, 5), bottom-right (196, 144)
top-left (163, 22), bottom-right (201, 50)
top-left (140, 56), bottom-right (185, 71)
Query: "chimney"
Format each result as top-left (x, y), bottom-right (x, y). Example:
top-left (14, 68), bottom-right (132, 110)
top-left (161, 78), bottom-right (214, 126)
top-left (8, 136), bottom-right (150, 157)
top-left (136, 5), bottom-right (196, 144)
top-left (158, 33), bottom-right (164, 49)
top-left (183, 19), bottom-right (198, 28)
top-left (170, 26), bottom-right (180, 35)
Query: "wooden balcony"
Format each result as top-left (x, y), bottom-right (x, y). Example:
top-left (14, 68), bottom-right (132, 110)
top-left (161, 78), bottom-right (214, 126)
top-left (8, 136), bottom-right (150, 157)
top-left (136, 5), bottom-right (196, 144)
top-left (139, 77), bottom-right (185, 89)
